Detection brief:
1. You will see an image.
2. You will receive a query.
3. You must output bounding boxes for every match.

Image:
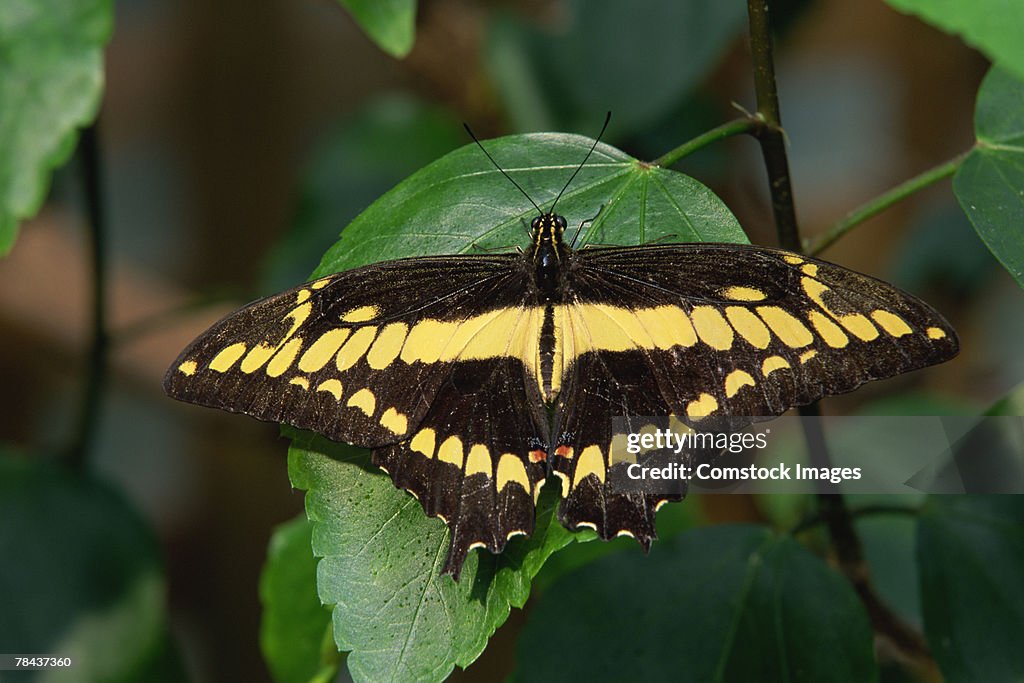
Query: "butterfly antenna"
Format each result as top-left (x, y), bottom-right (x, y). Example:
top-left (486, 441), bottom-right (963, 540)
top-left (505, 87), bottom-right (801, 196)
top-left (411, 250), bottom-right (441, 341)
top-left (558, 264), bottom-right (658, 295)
top-left (464, 123), bottom-right (544, 218)
top-left (550, 111), bottom-right (611, 215)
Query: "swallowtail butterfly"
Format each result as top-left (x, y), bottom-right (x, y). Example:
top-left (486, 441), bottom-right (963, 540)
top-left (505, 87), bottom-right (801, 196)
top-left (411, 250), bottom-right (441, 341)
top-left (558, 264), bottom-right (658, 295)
top-left (165, 122), bottom-right (958, 578)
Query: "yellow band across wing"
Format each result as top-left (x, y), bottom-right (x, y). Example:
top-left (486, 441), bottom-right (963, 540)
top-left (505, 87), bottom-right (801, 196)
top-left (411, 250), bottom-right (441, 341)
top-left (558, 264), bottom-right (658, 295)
top-left (187, 296), bottom-right (940, 413)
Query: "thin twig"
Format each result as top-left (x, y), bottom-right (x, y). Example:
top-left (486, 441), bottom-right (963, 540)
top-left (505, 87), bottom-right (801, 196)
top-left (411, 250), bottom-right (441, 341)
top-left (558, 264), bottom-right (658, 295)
top-left (746, 0), bottom-right (801, 252)
top-left (68, 123), bottom-right (109, 472)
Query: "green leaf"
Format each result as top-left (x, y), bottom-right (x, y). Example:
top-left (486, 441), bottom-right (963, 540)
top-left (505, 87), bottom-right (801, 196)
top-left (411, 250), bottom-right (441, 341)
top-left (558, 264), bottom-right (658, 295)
top-left (885, 0), bottom-right (1024, 80)
top-left (531, 494), bottom-right (704, 593)
top-left (954, 66), bottom-right (1024, 289)
top-left (917, 496), bottom-right (1024, 682)
top-left (314, 132), bottom-right (746, 278)
top-left (336, 0), bottom-right (416, 58)
top-left (485, 0), bottom-right (747, 134)
top-left (0, 0), bottom-right (112, 256)
top-left (0, 455), bottom-right (174, 681)
top-left (514, 525), bottom-right (878, 682)
top-left (260, 516), bottom-right (340, 683)
top-left (288, 431), bottom-right (579, 683)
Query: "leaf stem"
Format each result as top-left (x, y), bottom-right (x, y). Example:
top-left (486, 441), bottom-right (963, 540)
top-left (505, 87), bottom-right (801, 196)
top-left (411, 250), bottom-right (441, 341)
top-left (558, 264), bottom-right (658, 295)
top-left (653, 117), bottom-right (758, 168)
top-left (68, 123), bottom-right (109, 473)
top-left (808, 150), bottom-right (971, 256)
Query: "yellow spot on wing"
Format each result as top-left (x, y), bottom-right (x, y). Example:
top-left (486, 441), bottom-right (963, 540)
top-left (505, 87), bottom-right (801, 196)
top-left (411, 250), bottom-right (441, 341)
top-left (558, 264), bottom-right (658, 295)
top-left (177, 360), bottom-right (197, 376)
top-left (298, 329), bottom-right (350, 373)
top-left (725, 307), bottom-right (771, 349)
top-left (346, 388), bottom-right (376, 416)
top-left (721, 286), bottom-right (767, 302)
top-left (553, 470), bottom-right (570, 497)
top-left (762, 355), bottom-right (790, 376)
top-left (410, 429), bottom-right (436, 458)
top-left (238, 301), bottom-right (313, 374)
top-left (801, 264), bottom-right (819, 277)
top-left (784, 255), bottom-right (804, 265)
top-left (837, 313), bottom-right (879, 341)
top-left (800, 349), bottom-right (818, 364)
top-left (379, 407), bottom-right (408, 435)
top-left (367, 322), bottom-right (409, 370)
top-left (266, 337), bottom-right (304, 377)
top-left (687, 393), bottom-right (718, 418)
top-left (336, 326), bottom-right (377, 371)
top-left (209, 343), bottom-right (247, 372)
top-left (567, 303), bottom-right (653, 352)
top-left (807, 309), bottom-right (849, 348)
top-left (871, 310), bottom-right (912, 337)
top-left (802, 278), bottom-right (878, 341)
top-left (310, 278), bottom-right (331, 290)
top-left (295, 289), bottom-right (311, 304)
top-left (465, 444), bottom-right (492, 478)
top-left (927, 327), bottom-right (947, 340)
top-left (724, 369), bottom-right (756, 398)
top-left (438, 435), bottom-right (464, 467)
top-left (316, 379), bottom-right (343, 400)
top-left (401, 319), bottom-right (454, 364)
top-left (289, 377), bottom-right (310, 390)
top-left (401, 308), bottom-right (537, 365)
top-left (691, 306), bottom-right (734, 350)
top-left (497, 453), bottom-right (530, 493)
top-left (573, 446), bottom-right (606, 488)
top-left (757, 306), bottom-right (813, 347)
top-left (634, 305), bottom-right (697, 348)
top-left (241, 344), bottom-right (276, 373)
top-left (341, 305), bottom-right (379, 323)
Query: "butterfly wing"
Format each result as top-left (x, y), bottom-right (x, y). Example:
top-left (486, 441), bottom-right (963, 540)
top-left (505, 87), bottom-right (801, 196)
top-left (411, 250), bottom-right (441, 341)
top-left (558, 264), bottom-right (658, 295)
top-left (165, 254), bottom-right (551, 578)
top-left (373, 355), bottom-right (549, 577)
top-left (551, 243), bottom-right (958, 538)
top-left (165, 254), bottom-right (528, 445)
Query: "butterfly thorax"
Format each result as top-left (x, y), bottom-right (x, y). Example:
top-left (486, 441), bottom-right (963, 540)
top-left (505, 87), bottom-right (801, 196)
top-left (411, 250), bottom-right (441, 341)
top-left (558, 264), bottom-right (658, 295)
top-left (530, 212), bottom-right (570, 300)
top-left (529, 212), bottom-right (571, 402)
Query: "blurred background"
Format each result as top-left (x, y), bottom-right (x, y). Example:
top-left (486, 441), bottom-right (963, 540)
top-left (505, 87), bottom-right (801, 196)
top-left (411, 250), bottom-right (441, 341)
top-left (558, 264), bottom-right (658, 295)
top-left (0, 0), bottom-right (1014, 680)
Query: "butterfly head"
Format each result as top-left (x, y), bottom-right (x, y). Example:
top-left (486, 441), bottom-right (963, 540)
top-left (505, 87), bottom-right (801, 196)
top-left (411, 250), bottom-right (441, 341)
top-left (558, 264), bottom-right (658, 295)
top-left (531, 212), bottom-right (567, 246)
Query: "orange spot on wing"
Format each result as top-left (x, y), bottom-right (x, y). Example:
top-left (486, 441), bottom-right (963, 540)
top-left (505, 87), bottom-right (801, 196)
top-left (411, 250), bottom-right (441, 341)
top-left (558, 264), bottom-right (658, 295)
top-left (553, 445), bottom-right (573, 459)
top-left (529, 449), bottom-right (548, 463)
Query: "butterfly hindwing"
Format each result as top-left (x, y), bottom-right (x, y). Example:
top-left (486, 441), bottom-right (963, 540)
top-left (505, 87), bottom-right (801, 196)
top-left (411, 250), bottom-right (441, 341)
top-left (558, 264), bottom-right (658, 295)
top-left (551, 352), bottom-right (685, 544)
top-left (374, 356), bottom-right (549, 578)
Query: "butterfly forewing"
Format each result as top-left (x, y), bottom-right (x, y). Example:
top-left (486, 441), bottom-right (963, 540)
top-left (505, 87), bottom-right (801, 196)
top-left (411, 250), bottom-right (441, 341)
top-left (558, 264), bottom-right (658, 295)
top-left (164, 253), bottom-right (528, 447)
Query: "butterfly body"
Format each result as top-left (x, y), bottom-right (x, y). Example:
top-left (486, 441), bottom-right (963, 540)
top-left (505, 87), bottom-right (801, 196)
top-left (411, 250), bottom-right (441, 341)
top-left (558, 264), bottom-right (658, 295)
top-left (166, 209), bottom-right (958, 578)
